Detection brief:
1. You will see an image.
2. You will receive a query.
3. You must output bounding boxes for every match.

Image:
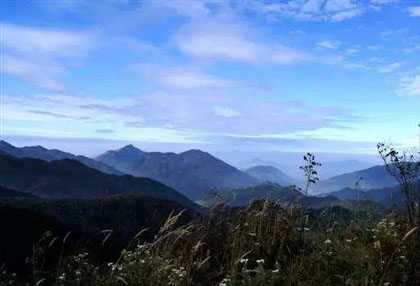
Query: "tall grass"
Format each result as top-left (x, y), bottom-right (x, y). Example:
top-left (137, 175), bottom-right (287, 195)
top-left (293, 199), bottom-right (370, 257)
top-left (2, 200), bottom-right (419, 286)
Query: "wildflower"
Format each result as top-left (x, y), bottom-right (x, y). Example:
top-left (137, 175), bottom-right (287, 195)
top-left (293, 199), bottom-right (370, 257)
top-left (304, 227), bottom-right (310, 231)
top-left (239, 258), bottom-right (248, 264)
top-left (256, 259), bottom-right (265, 264)
top-left (345, 239), bottom-right (352, 243)
top-left (75, 270), bottom-right (81, 276)
top-left (248, 233), bottom-right (256, 237)
top-left (219, 277), bottom-right (230, 286)
top-left (58, 273), bottom-right (66, 281)
top-left (324, 239), bottom-right (332, 245)
top-left (272, 269), bottom-right (279, 273)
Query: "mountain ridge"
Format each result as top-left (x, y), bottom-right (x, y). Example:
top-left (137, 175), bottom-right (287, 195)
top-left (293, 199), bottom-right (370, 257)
top-left (0, 152), bottom-right (198, 210)
top-left (0, 140), bottom-right (121, 175)
top-left (96, 145), bottom-right (259, 200)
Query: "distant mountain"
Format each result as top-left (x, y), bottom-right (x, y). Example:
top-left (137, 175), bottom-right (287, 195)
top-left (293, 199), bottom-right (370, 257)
top-left (209, 182), bottom-right (303, 207)
top-left (318, 160), bottom-right (374, 179)
top-left (313, 165), bottom-right (398, 194)
top-left (96, 145), bottom-right (258, 200)
top-left (0, 140), bottom-right (121, 175)
top-left (234, 156), bottom-right (376, 180)
top-left (203, 182), bottom-right (342, 209)
top-left (321, 182), bottom-right (420, 209)
top-left (0, 152), bottom-right (197, 210)
top-left (244, 165), bottom-right (297, 186)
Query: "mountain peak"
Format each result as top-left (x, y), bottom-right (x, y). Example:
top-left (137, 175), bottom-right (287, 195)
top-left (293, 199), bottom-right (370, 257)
top-left (118, 144), bottom-right (144, 153)
top-left (0, 140), bottom-right (13, 147)
top-left (181, 149), bottom-right (209, 156)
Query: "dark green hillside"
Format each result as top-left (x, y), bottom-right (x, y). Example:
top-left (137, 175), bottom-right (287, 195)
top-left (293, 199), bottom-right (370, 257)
top-left (0, 195), bottom-right (198, 277)
top-left (210, 182), bottom-right (304, 207)
top-left (0, 185), bottom-right (37, 198)
top-left (0, 153), bottom-right (197, 210)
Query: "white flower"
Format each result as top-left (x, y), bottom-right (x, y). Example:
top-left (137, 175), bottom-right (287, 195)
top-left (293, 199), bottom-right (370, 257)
top-left (219, 277), bottom-right (231, 286)
top-left (324, 239), bottom-right (332, 245)
top-left (272, 269), bottom-right (279, 273)
top-left (256, 259), bottom-right (265, 264)
top-left (239, 258), bottom-right (248, 264)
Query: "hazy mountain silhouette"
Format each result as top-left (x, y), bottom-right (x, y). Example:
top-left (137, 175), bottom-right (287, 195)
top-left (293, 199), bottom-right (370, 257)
top-left (0, 152), bottom-right (197, 210)
top-left (321, 182), bottom-right (420, 209)
top-left (203, 182), bottom-right (347, 210)
top-left (244, 165), bottom-right (297, 186)
top-left (96, 145), bottom-right (258, 200)
top-left (313, 165), bottom-right (398, 194)
top-left (0, 140), bottom-right (121, 175)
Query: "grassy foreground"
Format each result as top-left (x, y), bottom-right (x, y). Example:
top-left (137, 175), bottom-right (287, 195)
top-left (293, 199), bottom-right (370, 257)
top-left (2, 200), bottom-right (419, 286)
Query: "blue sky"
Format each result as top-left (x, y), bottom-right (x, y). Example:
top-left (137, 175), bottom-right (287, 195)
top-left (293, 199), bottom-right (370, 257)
top-left (1, 0), bottom-right (420, 158)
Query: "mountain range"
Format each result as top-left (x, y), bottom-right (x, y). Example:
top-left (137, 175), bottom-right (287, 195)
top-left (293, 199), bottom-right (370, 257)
top-left (0, 151), bottom-right (197, 210)
top-left (96, 145), bottom-right (258, 200)
top-left (0, 140), bottom-right (403, 207)
top-left (313, 165), bottom-right (398, 194)
top-left (0, 140), bottom-right (121, 175)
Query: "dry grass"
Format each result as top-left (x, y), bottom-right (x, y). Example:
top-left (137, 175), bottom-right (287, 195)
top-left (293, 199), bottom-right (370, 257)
top-left (3, 200), bottom-right (420, 286)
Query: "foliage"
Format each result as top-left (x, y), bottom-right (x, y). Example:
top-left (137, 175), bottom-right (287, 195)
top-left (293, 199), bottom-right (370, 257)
top-left (2, 200), bottom-right (420, 286)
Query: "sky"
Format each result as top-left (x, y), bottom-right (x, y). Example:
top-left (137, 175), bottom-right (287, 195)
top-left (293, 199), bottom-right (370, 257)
top-left (1, 0), bottom-right (420, 161)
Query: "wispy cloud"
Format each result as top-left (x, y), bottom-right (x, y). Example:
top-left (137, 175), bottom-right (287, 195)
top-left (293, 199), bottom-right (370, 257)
top-left (400, 75), bottom-right (420, 96)
top-left (378, 62), bottom-right (404, 73)
top-left (250, 0), bottom-right (365, 22)
top-left (317, 40), bottom-right (341, 50)
top-left (176, 18), bottom-right (311, 65)
top-left (131, 64), bottom-right (240, 89)
top-left (370, 0), bottom-right (398, 5)
top-left (0, 22), bottom-right (94, 90)
top-left (407, 6), bottom-right (420, 17)
top-left (4, 92), bottom-right (362, 138)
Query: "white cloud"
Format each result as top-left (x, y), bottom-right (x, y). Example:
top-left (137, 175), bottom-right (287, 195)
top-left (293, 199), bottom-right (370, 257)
top-left (317, 40), bottom-right (341, 50)
top-left (4, 92), bottom-right (359, 137)
top-left (213, 106), bottom-right (242, 118)
top-left (400, 75), bottom-right (420, 96)
top-left (345, 48), bottom-right (359, 55)
top-left (0, 22), bottom-right (94, 90)
top-left (378, 62), bottom-right (404, 73)
top-left (131, 64), bottom-right (239, 89)
top-left (370, 0), bottom-right (398, 5)
top-left (407, 6), bottom-right (420, 17)
top-left (1, 22), bottom-right (92, 57)
top-left (159, 71), bottom-right (235, 89)
top-left (330, 8), bottom-right (364, 22)
top-left (250, 0), bottom-right (365, 22)
top-left (177, 22), bottom-right (259, 62)
top-left (324, 0), bottom-right (354, 13)
top-left (368, 45), bottom-right (381, 50)
top-left (301, 0), bottom-right (324, 13)
top-left (176, 20), bottom-right (310, 65)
